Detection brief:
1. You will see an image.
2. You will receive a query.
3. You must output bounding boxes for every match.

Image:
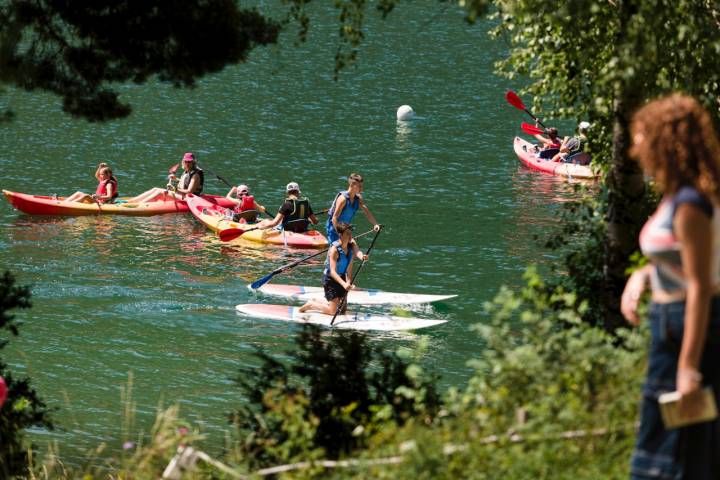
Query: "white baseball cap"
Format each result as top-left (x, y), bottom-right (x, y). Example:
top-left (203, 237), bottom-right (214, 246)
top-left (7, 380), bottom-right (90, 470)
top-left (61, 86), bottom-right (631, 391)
top-left (237, 184), bottom-right (249, 194)
top-left (286, 182), bottom-right (300, 192)
top-left (578, 121), bottom-right (591, 130)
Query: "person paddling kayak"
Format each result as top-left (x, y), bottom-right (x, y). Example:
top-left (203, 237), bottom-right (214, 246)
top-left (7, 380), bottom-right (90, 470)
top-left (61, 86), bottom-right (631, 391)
top-left (532, 127), bottom-right (562, 159)
top-left (255, 182), bottom-right (318, 233)
top-left (225, 184), bottom-right (267, 223)
top-left (326, 173), bottom-right (380, 244)
top-left (130, 152), bottom-right (204, 203)
top-left (299, 222), bottom-right (368, 314)
top-left (66, 163), bottom-right (119, 204)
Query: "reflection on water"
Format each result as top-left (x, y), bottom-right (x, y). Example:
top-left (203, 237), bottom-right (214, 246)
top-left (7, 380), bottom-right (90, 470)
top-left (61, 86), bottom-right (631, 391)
top-left (395, 120), bottom-right (414, 147)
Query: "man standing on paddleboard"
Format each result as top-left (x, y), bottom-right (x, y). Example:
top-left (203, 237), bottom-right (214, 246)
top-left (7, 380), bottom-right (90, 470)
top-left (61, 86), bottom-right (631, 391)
top-left (326, 173), bottom-right (381, 244)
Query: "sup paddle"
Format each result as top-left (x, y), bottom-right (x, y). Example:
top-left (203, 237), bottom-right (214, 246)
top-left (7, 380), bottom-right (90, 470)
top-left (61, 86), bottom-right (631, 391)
top-left (505, 90), bottom-right (548, 129)
top-left (330, 226), bottom-right (383, 326)
top-left (249, 228), bottom-right (375, 290)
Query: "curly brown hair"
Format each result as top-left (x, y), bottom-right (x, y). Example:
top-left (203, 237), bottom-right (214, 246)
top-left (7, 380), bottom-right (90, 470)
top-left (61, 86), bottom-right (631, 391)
top-left (630, 93), bottom-right (720, 203)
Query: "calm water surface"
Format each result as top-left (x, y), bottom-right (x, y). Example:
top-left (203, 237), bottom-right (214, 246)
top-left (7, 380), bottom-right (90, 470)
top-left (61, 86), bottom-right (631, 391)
top-left (0, 4), bottom-right (581, 459)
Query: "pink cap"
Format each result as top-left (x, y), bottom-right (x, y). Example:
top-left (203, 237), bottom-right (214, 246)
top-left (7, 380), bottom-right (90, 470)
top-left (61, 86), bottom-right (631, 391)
top-left (182, 152), bottom-right (195, 162)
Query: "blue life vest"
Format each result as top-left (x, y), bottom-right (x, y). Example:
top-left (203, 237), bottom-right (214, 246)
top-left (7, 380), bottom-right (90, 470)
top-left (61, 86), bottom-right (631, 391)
top-left (325, 191), bottom-right (360, 234)
top-left (323, 240), bottom-right (353, 279)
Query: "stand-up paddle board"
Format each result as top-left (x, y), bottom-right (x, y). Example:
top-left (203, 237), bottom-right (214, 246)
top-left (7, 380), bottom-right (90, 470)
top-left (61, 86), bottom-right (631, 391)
top-left (249, 284), bottom-right (457, 305)
top-left (235, 304), bottom-right (447, 331)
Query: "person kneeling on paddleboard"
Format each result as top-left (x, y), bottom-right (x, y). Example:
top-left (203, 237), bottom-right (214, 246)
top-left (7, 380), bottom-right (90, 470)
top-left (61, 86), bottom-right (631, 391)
top-left (255, 182), bottom-right (318, 233)
top-left (66, 163), bottom-right (119, 204)
top-left (225, 184), bottom-right (267, 223)
top-left (299, 222), bottom-right (368, 315)
top-left (326, 173), bottom-right (381, 244)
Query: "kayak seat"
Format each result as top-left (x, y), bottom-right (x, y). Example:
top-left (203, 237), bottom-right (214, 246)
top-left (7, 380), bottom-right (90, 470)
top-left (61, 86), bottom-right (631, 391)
top-left (537, 148), bottom-right (559, 159)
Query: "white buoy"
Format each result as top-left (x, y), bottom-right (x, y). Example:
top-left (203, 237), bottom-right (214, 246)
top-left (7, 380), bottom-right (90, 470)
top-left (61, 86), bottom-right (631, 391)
top-left (396, 105), bottom-right (415, 121)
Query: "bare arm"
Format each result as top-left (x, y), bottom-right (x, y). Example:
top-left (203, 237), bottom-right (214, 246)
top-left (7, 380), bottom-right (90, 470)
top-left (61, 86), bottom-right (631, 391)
top-left (352, 240), bottom-right (368, 262)
top-left (674, 204), bottom-right (713, 396)
top-left (358, 197), bottom-right (380, 230)
top-left (225, 187), bottom-right (241, 204)
top-left (253, 201), bottom-right (267, 214)
top-left (533, 133), bottom-right (552, 147)
top-left (621, 264), bottom-right (653, 325)
top-left (257, 212), bottom-right (283, 229)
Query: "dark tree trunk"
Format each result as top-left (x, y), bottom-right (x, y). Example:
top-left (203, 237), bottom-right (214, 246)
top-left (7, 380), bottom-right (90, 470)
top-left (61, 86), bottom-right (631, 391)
top-left (603, 91), bottom-right (646, 331)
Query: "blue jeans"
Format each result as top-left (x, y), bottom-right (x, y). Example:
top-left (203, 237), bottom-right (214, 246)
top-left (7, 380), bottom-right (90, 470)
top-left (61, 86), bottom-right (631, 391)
top-left (631, 299), bottom-right (720, 479)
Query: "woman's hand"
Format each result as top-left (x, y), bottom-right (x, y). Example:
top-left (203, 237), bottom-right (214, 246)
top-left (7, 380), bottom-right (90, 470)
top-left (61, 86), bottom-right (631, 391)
top-left (621, 266), bottom-right (650, 325)
top-left (344, 283), bottom-right (355, 291)
top-left (676, 368), bottom-right (705, 418)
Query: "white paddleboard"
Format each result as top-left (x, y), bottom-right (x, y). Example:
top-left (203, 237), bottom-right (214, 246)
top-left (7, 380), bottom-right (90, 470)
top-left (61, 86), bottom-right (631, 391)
top-left (235, 304), bottom-right (447, 331)
top-left (249, 284), bottom-right (457, 305)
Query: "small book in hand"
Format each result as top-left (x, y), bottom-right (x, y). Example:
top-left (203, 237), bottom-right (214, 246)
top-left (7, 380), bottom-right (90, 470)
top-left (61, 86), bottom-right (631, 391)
top-left (658, 387), bottom-right (718, 429)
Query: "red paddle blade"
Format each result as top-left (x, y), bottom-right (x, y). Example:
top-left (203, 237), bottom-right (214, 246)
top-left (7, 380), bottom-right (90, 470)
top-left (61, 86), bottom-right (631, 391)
top-left (168, 163), bottom-right (180, 174)
top-left (505, 90), bottom-right (525, 110)
top-left (521, 122), bottom-right (545, 135)
top-left (219, 228), bottom-right (245, 242)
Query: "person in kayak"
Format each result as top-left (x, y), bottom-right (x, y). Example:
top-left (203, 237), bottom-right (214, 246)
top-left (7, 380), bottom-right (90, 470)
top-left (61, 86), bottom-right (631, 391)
top-left (532, 126), bottom-right (561, 159)
top-left (551, 121), bottom-right (591, 165)
top-left (129, 152), bottom-right (203, 203)
top-left (326, 173), bottom-right (381, 244)
top-left (298, 222), bottom-right (368, 315)
top-left (225, 184), bottom-right (267, 223)
top-left (255, 182), bottom-right (318, 233)
top-left (66, 163), bottom-right (119, 204)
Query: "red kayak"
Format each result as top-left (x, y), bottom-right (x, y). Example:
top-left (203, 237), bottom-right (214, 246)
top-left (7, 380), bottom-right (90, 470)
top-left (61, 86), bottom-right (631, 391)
top-left (2, 189), bottom-right (235, 216)
top-left (513, 137), bottom-right (597, 180)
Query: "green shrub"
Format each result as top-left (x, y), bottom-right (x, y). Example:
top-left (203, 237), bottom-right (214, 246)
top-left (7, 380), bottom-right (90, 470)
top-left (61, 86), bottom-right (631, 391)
top-left (231, 325), bottom-right (441, 469)
top-left (0, 271), bottom-right (53, 477)
top-left (348, 267), bottom-right (647, 480)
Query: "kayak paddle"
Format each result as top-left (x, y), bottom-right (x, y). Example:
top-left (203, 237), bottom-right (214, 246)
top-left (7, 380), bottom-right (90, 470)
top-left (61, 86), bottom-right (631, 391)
top-left (249, 227), bottom-right (376, 290)
top-left (219, 226), bottom-right (261, 242)
top-left (521, 122), bottom-right (547, 136)
top-left (505, 90), bottom-right (548, 129)
top-left (330, 226), bottom-right (383, 326)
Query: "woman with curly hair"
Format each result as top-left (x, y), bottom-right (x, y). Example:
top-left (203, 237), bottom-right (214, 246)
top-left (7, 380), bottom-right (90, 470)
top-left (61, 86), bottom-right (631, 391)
top-left (621, 94), bottom-right (720, 479)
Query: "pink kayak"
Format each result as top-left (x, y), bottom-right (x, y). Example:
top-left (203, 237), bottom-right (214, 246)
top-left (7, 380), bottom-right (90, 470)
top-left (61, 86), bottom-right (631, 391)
top-left (513, 137), bottom-right (597, 180)
top-left (2, 189), bottom-right (235, 216)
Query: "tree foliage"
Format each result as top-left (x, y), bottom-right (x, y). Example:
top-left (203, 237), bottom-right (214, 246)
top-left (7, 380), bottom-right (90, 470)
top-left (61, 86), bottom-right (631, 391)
top-left (492, 0), bottom-right (720, 329)
top-left (0, 271), bottom-right (52, 478)
top-left (0, 0), bottom-right (281, 121)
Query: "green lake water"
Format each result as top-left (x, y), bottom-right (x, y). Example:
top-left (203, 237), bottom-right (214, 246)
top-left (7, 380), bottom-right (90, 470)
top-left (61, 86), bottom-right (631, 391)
top-left (0, 3), bottom-right (580, 461)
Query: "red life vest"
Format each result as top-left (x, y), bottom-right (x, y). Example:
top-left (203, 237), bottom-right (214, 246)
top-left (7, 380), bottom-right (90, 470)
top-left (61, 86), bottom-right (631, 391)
top-left (234, 195), bottom-right (255, 213)
top-left (95, 177), bottom-right (118, 203)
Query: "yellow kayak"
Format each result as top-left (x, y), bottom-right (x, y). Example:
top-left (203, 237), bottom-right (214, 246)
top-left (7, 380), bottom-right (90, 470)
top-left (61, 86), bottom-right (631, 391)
top-left (185, 194), bottom-right (327, 249)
